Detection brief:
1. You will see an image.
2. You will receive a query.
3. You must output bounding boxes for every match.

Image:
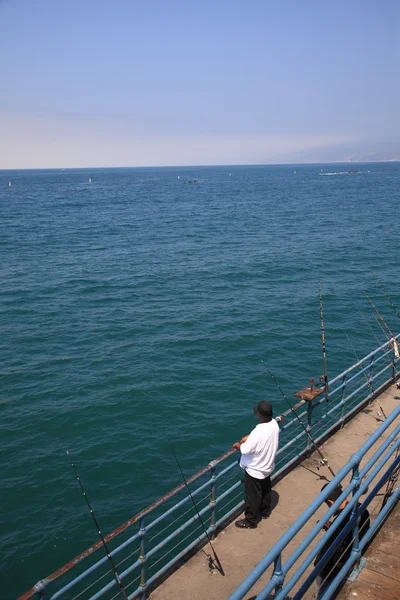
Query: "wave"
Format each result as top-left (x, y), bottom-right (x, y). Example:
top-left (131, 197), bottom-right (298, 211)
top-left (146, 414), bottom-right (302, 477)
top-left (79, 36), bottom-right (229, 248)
top-left (319, 170), bottom-right (371, 176)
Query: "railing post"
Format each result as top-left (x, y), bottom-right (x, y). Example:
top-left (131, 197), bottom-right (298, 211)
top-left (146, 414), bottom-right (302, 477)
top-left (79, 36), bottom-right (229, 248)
top-left (340, 374), bottom-right (347, 426)
top-left (306, 401), bottom-right (313, 454)
top-left (209, 460), bottom-right (217, 539)
top-left (32, 580), bottom-right (48, 599)
top-left (391, 341), bottom-right (397, 383)
top-left (349, 463), bottom-right (362, 565)
top-left (272, 553), bottom-right (284, 594)
top-left (368, 354), bottom-right (375, 400)
top-left (139, 516), bottom-right (147, 599)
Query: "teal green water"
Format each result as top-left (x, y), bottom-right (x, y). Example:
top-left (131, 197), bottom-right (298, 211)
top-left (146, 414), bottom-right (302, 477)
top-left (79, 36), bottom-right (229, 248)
top-left (1, 163), bottom-right (399, 599)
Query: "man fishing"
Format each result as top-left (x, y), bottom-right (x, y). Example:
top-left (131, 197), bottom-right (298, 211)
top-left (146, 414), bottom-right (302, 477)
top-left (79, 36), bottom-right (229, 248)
top-left (232, 400), bottom-right (282, 529)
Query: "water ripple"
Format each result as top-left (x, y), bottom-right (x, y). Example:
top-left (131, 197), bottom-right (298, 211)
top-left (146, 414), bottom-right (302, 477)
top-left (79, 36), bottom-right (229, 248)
top-left (1, 163), bottom-right (399, 598)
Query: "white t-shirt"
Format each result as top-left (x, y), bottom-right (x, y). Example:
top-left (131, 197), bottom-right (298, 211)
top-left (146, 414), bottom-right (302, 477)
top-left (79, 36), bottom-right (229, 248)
top-left (239, 420), bottom-right (280, 479)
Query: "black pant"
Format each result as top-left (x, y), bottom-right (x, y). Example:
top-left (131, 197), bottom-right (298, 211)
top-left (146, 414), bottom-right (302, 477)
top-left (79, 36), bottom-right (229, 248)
top-left (244, 471), bottom-right (271, 525)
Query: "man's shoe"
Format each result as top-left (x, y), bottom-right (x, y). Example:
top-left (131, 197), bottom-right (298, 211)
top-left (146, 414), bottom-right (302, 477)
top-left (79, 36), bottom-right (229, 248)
top-left (262, 513), bottom-right (271, 519)
top-left (235, 519), bottom-right (257, 529)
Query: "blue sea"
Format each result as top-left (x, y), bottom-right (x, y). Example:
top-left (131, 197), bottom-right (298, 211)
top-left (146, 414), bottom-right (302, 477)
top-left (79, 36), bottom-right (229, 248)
top-left (1, 163), bottom-right (399, 599)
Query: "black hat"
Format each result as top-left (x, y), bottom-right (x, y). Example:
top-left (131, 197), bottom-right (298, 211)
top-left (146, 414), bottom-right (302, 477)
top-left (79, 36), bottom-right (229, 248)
top-left (253, 400), bottom-right (273, 421)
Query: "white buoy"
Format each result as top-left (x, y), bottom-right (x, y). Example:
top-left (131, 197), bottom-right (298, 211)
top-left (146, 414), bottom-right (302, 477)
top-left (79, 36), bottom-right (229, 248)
top-left (88, 177), bottom-right (92, 183)
top-left (294, 171), bottom-right (296, 174)
top-left (178, 176), bottom-right (180, 180)
top-left (229, 173), bottom-right (232, 176)
top-left (8, 181), bottom-right (11, 187)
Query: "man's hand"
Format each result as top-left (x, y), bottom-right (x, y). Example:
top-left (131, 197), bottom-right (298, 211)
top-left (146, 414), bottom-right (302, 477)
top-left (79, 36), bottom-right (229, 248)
top-left (323, 521), bottom-right (331, 531)
top-left (240, 435), bottom-right (249, 444)
top-left (276, 414), bottom-right (285, 425)
top-left (232, 442), bottom-right (241, 451)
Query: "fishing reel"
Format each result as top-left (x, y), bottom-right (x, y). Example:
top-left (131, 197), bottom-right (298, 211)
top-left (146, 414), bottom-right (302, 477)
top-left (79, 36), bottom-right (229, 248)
top-left (316, 457), bottom-right (328, 470)
top-left (205, 551), bottom-right (225, 576)
top-left (207, 553), bottom-right (215, 573)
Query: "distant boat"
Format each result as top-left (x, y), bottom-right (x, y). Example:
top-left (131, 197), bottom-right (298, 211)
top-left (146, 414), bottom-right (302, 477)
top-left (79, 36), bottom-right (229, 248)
top-left (178, 176), bottom-right (180, 180)
top-left (293, 171), bottom-right (296, 174)
top-left (229, 173), bottom-right (232, 176)
top-left (8, 181), bottom-right (11, 187)
top-left (88, 178), bottom-right (92, 183)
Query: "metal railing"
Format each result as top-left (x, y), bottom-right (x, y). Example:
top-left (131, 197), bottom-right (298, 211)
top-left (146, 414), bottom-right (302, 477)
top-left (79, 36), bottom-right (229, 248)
top-left (229, 403), bottom-right (400, 600)
top-left (19, 336), bottom-right (399, 600)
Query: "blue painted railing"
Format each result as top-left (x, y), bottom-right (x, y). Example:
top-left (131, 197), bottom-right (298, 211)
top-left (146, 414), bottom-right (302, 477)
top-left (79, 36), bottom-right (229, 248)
top-left (19, 336), bottom-right (399, 600)
top-left (229, 403), bottom-right (400, 600)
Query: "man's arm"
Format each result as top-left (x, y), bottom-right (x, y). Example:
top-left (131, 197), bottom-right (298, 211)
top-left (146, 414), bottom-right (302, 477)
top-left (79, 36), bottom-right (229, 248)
top-left (238, 431), bottom-right (258, 455)
top-left (232, 433), bottom-right (254, 452)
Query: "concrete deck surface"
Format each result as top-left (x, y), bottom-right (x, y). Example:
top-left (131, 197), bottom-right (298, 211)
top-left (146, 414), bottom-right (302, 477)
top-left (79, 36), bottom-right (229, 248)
top-left (150, 384), bottom-right (400, 600)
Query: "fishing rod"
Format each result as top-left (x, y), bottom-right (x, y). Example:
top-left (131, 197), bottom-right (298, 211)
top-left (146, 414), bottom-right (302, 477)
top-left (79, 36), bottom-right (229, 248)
top-left (354, 304), bottom-right (385, 347)
top-left (370, 311), bottom-right (400, 366)
top-left (162, 428), bottom-right (225, 576)
top-left (354, 303), bottom-right (400, 390)
top-left (376, 279), bottom-right (400, 322)
top-left (344, 333), bottom-right (387, 420)
top-left (364, 291), bottom-right (396, 339)
top-left (261, 363), bottom-right (336, 479)
top-left (363, 303), bottom-right (393, 346)
top-left (66, 451), bottom-right (129, 600)
top-left (372, 311), bottom-right (391, 342)
top-left (319, 283), bottom-right (330, 403)
top-left (364, 291), bottom-right (400, 360)
top-left (375, 281), bottom-right (400, 360)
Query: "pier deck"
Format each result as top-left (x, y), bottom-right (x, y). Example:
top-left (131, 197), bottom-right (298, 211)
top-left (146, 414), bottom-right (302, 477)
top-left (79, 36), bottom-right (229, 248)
top-left (150, 384), bottom-right (400, 600)
top-left (338, 501), bottom-right (400, 600)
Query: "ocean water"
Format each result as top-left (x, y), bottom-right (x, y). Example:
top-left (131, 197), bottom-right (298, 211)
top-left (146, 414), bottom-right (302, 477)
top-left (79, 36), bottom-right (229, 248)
top-left (1, 163), bottom-right (399, 599)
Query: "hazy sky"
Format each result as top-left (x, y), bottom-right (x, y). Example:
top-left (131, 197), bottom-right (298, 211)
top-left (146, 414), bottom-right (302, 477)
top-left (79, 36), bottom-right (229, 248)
top-left (1, 0), bottom-right (399, 168)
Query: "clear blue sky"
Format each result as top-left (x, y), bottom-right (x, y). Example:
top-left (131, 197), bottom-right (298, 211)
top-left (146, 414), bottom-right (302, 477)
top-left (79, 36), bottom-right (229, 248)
top-left (1, 0), bottom-right (399, 168)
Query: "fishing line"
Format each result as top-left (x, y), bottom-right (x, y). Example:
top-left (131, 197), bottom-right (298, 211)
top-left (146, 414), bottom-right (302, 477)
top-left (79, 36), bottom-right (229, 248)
top-left (261, 363), bottom-right (336, 479)
top-left (364, 291), bottom-right (400, 367)
top-left (66, 451), bottom-right (129, 600)
top-left (161, 427), bottom-right (225, 576)
top-left (344, 332), bottom-right (373, 395)
top-left (372, 311), bottom-right (391, 341)
top-left (355, 299), bottom-right (400, 394)
top-left (374, 280), bottom-right (400, 381)
top-left (344, 333), bottom-right (387, 420)
top-left (375, 278), bottom-right (400, 322)
top-left (354, 303), bottom-right (386, 347)
top-left (356, 301), bottom-right (399, 374)
top-left (364, 291), bottom-right (396, 339)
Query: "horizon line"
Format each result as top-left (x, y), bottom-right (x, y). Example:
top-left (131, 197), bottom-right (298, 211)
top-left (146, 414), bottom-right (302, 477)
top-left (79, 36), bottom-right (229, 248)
top-left (1, 159), bottom-right (400, 172)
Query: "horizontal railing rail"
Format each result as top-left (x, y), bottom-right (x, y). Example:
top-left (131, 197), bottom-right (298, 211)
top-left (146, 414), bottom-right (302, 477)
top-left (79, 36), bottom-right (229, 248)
top-left (229, 404), bottom-right (400, 600)
top-left (18, 335), bottom-right (400, 600)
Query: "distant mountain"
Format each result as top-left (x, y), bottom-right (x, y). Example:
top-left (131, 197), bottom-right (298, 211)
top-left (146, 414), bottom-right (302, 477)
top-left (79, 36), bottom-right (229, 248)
top-left (342, 150), bottom-right (400, 163)
top-left (280, 139), bottom-right (400, 164)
